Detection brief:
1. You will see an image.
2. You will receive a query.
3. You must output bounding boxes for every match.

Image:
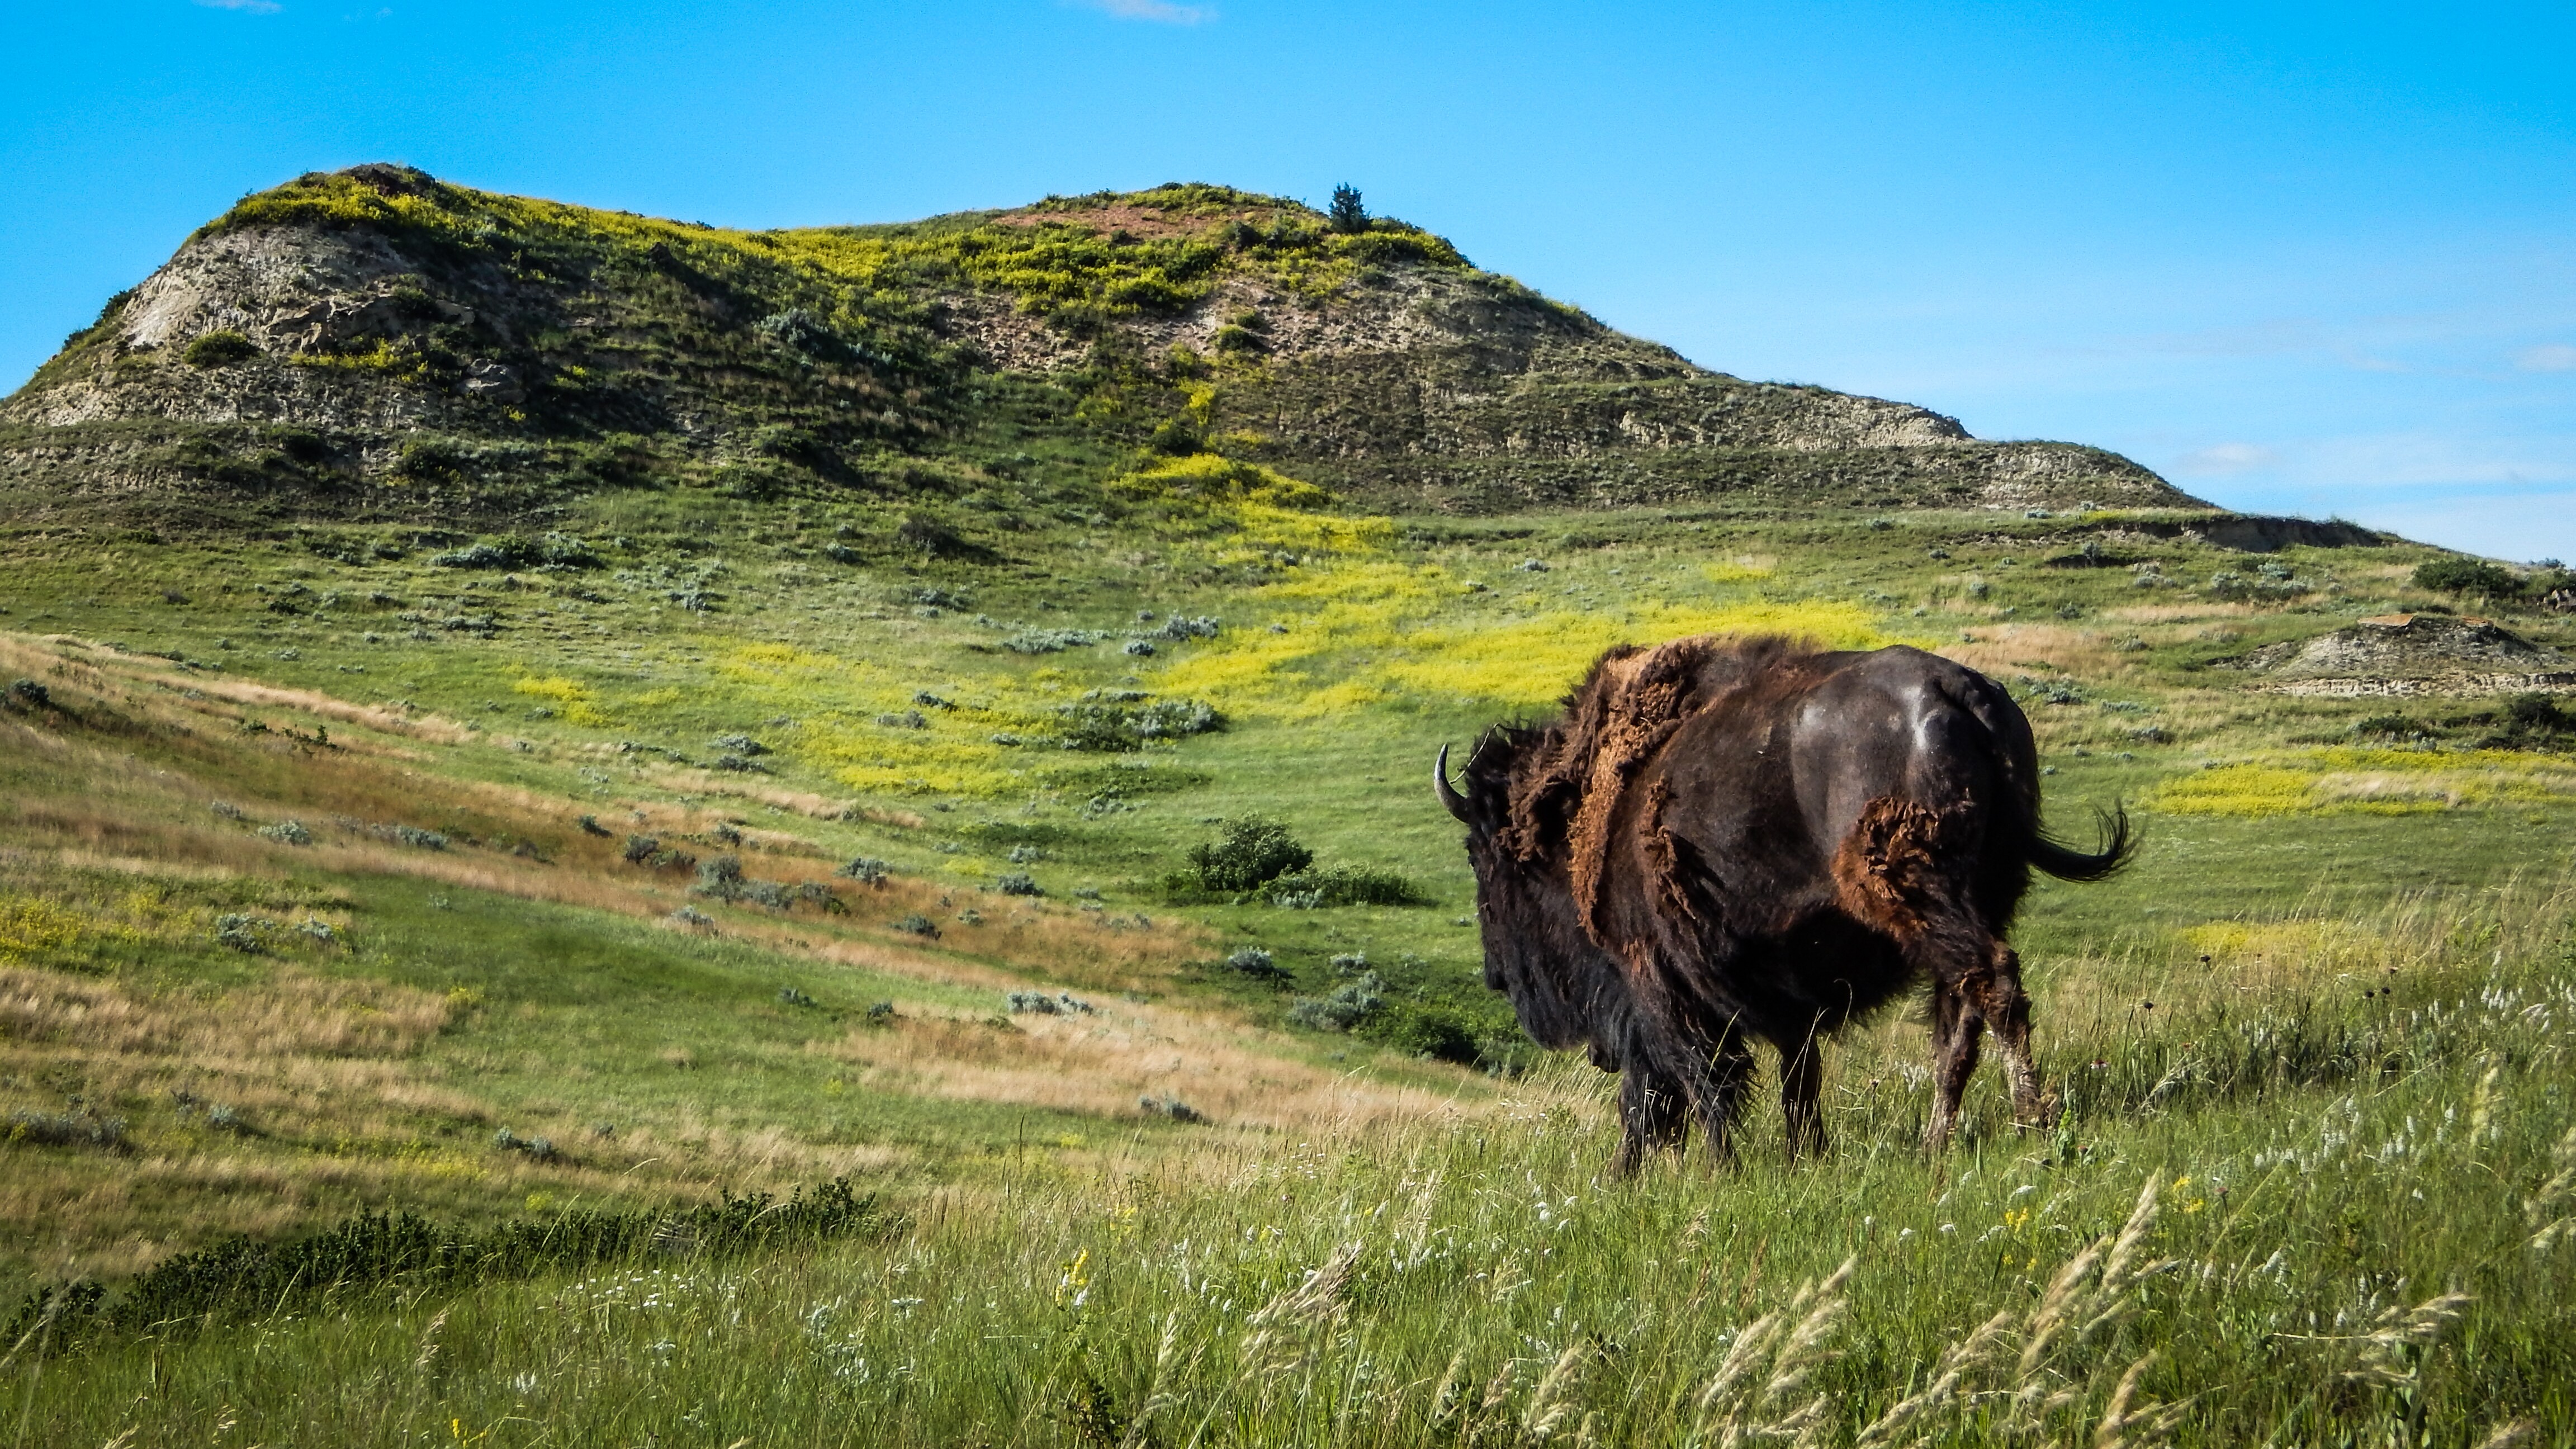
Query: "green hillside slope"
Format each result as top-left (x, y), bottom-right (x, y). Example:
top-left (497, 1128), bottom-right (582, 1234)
top-left (3, 165), bottom-right (2190, 530)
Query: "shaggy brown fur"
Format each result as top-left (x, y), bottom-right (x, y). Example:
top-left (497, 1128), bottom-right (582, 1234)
top-left (1829, 795), bottom-right (1962, 945)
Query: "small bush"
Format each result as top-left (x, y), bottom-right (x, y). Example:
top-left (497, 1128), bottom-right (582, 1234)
top-left (692, 855), bottom-right (747, 899)
top-left (214, 914), bottom-right (269, 952)
top-left (6, 1109), bottom-right (129, 1150)
top-left (183, 331), bottom-right (259, 367)
top-left (892, 913), bottom-right (940, 939)
top-left (492, 1128), bottom-right (558, 1162)
top-left (6, 678), bottom-right (49, 708)
top-left (669, 905), bottom-right (713, 928)
top-left (257, 819), bottom-right (313, 846)
top-left (1138, 1095), bottom-right (1205, 1124)
top-left (1006, 991), bottom-right (1095, 1015)
top-left (1058, 698), bottom-right (1223, 752)
top-left (623, 835), bottom-right (661, 864)
top-left (428, 533), bottom-right (600, 571)
top-left (2412, 557), bottom-right (2522, 597)
top-left (865, 1001), bottom-right (896, 1024)
top-left (1359, 1005), bottom-right (1484, 1066)
top-left (777, 987), bottom-right (818, 1008)
top-left (1289, 972), bottom-right (1384, 1031)
top-left (1220, 946), bottom-right (1289, 984)
top-left (1260, 865), bottom-right (1423, 908)
top-left (836, 856), bottom-right (891, 884)
top-left (1001, 628), bottom-right (1102, 655)
top-left (996, 872), bottom-right (1043, 897)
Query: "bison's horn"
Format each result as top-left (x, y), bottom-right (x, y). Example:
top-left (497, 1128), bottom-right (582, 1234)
top-left (1434, 744), bottom-right (1471, 822)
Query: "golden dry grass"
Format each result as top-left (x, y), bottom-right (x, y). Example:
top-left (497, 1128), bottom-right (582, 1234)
top-left (823, 1001), bottom-right (1488, 1137)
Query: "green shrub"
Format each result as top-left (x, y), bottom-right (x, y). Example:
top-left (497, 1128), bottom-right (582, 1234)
top-left (1220, 946), bottom-right (1289, 984)
top-left (1357, 1003), bottom-right (1482, 1066)
top-left (429, 533), bottom-right (599, 570)
top-left (390, 437), bottom-right (468, 481)
top-left (1184, 817), bottom-right (1311, 893)
top-left (182, 331), bottom-right (259, 367)
top-left (1289, 971), bottom-right (1384, 1031)
top-left (1002, 628), bottom-right (1100, 655)
top-left (1058, 698), bottom-right (1222, 751)
top-left (5, 1109), bottom-right (128, 1151)
top-left (2412, 557), bottom-right (2522, 597)
top-left (1260, 865), bottom-right (1423, 908)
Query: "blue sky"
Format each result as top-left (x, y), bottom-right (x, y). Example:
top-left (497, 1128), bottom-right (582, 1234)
top-left (4, 1), bottom-right (2572, 560)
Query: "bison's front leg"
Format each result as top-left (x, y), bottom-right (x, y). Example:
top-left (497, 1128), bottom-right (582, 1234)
top-left (1674, 1027), bottom-right (1756, 1168)
top-left (1613, 1066), bottom-right (1687, 1177)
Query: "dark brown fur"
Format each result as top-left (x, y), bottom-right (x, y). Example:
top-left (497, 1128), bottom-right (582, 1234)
top-left (1440, 635), bottom-right (2130, 1169)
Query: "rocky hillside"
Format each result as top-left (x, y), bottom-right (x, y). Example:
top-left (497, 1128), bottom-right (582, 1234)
top-left (0, 164), bottom-right (2198, 529)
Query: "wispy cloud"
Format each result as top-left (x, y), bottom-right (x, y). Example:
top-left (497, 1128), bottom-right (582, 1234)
top-left (2175, 442), bottom-right (2279, 476)
top-left (1083, 0), bottom-right (1213, 23)
top-left (195, 0), bottom-right (282, 11)
top-left (2517, 343), bottom-right (2576, 373)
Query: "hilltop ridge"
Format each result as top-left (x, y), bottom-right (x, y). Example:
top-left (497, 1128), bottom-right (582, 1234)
top-left (1, 164), bottom-right (2198, 529)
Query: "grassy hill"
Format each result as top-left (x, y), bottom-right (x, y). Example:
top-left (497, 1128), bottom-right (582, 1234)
top-left (2, 168), bottom-right (2574, 1444)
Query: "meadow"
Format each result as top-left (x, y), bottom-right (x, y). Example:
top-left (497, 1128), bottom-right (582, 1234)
top-left (3, 467), bottom-right (2574, 1443)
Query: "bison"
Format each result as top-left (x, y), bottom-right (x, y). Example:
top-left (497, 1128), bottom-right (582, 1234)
top-left (1435, 635), bottom-right (2130, 1170)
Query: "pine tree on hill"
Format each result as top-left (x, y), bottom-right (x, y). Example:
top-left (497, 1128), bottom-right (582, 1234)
top-left (1328, 184), bottom-right (1368, 234)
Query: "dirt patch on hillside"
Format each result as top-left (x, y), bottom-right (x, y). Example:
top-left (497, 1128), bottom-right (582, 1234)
top-left (2234, 613), bottom-right (2576, 697)
top-left (991, 203), bottom-right (1288, 240)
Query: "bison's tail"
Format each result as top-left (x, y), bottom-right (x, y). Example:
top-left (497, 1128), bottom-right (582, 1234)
top-left (2026, 804), bottom-right (2134, 883)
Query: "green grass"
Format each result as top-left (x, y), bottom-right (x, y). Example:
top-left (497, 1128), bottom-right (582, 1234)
top-left (10, 870), bottom-right (2573, 1445)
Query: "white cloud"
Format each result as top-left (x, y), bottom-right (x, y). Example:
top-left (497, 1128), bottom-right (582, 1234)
top-left (2175, 442), bottom-right (2279, 476)
top-left (1084, 0), bottom-right (1212, 22)
top-left (195, 0), bottom-right (282, 11)
top-left (2517, 343), bottom-right (2576, 373)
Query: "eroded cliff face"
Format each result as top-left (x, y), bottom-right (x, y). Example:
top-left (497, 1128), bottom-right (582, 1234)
top-left (1, 165), bottom-right (2199, 527)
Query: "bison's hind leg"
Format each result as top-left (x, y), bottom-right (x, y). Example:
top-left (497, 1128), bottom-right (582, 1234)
top-left (1976, 941), bottom-right (2045, 1128)
top-left (1781, 1022), bottom-right (1830, 1163)
top-left (1832, 796), bottom-right (2044, 1153)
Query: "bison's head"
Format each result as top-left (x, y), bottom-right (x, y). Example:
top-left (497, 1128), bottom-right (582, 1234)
top-left (1436, 731), bottom-right (1615, 1053)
